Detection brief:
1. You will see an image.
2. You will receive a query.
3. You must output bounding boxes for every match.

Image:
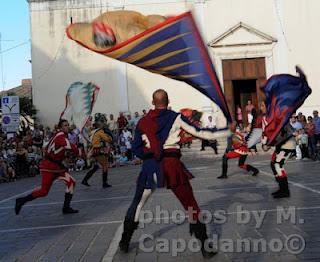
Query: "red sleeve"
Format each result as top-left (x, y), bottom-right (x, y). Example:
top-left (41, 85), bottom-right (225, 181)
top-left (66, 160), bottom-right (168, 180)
top-left (54, 134), bottom-right (67, 147)
top-left (70, 143), bottom-right (79, 156)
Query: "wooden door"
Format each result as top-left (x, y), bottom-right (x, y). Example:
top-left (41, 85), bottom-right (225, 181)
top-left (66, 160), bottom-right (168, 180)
top-left (222, 58), bottom-right (267, 123)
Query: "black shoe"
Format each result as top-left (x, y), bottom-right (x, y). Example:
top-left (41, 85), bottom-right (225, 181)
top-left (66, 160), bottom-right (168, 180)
top-left (271, 189), bottom-right (281, 196)
top-left (63, 193), bottom-right (78, 214)
top-left (252, 169), bottom-right (259, 176)
top-left (273, 191), bottom-right (290, 198)
top-left (273, 178), bottom-right (290, 198)
top-left (119, 217), bottom-right (139, 253)
top-left (103, 183), bottom-right (112, 188)
top-left (81, 180), bottom-right (90, 187)
top-left (247, 165), bottom-right (259, 176)
top-left (217, 175), bottom-right (227, 179)
top-left (15, 194), bottom-right (34, 215)
top-left (15, 198), bottom-right (24, 215)
top-left (190, 221), bottom-right (217, 258)
top-left (62, 207), bottom-right (79, 214)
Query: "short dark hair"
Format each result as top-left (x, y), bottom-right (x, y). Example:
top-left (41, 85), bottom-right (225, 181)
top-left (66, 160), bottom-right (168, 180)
top-left (58, 119), bottom-right (68, 128)
top-left (152, 89), bottom-right (169, 106)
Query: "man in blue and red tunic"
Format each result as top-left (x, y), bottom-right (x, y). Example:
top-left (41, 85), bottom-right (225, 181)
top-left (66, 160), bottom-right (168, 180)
top-left (119, 89), bottom-right (230, 257)
top-left (15, 119), bottom-right (79, 215)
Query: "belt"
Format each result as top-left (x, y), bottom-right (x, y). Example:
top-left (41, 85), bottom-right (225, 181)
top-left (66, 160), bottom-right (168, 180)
top-left (142, 152), bottom-right (154, 160)
top-left (163, 150), bottom-right (181, 158)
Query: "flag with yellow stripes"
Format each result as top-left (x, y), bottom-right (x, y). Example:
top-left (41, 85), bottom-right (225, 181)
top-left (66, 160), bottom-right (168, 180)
top-left (67, 11), bottom-right (231, 121)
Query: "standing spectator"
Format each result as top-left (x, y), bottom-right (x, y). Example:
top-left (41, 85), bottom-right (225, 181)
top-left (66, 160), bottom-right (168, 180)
top-left (133, 112), bottom-right (140, 126)
top-left (305, 116), bottom-right (316, 160)
top-left (313, 110), bottom-right (320, 159)
top-left (117, 112), bottom-right (128, 134)
top-left (200, 116), bottom-right (218, 154)
top-left (68, 125), bottom-right (79, 146)
top-left (290, 114), bottom-right (303, 130)
top-left (300, 115), bottom-right (307, 128)
top-left (15, 143), bottom-right (29, 177)
top-left (127, 114), bottom-right (135, 133)
top-left (236, 105), bottom-right (243, 129)
top-left (245, 100), bottom-right (255, 125)
top-left (290, 114), bottom-right (303, 159)
top-left (108, 114), bottom-right (117, 134)
top-left (296, 129), bottom-right (308, 159)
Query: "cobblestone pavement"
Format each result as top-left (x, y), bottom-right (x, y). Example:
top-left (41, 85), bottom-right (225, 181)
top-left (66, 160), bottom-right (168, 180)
top-left (0, 146), bottom-right (320, 261)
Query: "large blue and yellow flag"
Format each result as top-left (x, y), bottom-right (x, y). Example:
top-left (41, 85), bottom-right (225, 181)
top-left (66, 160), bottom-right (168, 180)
top-left (67, 11), bottom-right (231, 122)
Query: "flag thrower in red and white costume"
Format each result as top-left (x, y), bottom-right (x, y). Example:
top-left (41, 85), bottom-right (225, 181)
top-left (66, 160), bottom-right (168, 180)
top-left (15, 119), bottom-right (80, 215)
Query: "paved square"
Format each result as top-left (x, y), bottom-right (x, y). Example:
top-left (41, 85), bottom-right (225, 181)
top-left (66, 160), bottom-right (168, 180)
top-left (0, 146), bottom-right (320, 261)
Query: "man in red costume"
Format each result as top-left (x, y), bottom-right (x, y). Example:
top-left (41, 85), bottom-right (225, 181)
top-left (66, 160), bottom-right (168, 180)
top-left (217, 122), bottom-right (259, 179)
top-left (15, 119), bottom-right (79, 215)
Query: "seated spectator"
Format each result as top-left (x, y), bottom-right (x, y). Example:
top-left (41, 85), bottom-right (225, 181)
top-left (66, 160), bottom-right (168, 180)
top-left (125, 137), bottom-right (133, 160)
top-left (75, 158), bottom-right (86, 171)
top-left (108, 148), bottom-right (116, 168)
top-left (0, 158), bottom-right (8, 183)
top-left (122, 126), bottom-right (132, 140)
top-left (118, 152), bottom-right (129, 166)
top-left (32, 130), bottom-right (44, 149)
top-left (7, 165), bottom-right (16, 181)
top-left (29, 160), bottom-right (39, 177)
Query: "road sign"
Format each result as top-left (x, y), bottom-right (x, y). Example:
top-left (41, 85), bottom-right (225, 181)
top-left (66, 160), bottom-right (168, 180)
top-left (2, 96), bottom-right (20, 114)
top-left (1, 96), bottom-right (20, 133)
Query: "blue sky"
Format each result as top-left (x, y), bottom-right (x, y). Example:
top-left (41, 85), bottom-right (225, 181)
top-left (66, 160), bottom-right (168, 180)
top-left (0, 0), bottom-right (31, 91)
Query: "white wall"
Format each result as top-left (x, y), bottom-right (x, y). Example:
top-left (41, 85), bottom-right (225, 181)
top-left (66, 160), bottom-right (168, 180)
top-left (29, 0), bottom-right (320, 126)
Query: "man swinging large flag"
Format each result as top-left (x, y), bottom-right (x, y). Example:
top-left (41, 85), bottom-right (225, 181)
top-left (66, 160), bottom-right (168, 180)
top-left (66, 10), bottom-right (231, 122)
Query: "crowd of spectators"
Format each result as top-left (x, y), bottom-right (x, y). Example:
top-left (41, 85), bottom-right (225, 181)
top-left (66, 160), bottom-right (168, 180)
top-left (1, 107), bottom-right (318, 184)
top-left (290, 110), bottom-right (320, 160)
top-left (0, 109), bottom-right (148, 184)
top-left (0, 124), bottom-right (45, 183)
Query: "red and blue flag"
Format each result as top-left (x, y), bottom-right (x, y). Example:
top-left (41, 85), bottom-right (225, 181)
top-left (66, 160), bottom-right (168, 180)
top-left (67, 12), bottom-right (231, 122)
top-left (263, 70), bottom-right (312, 146)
